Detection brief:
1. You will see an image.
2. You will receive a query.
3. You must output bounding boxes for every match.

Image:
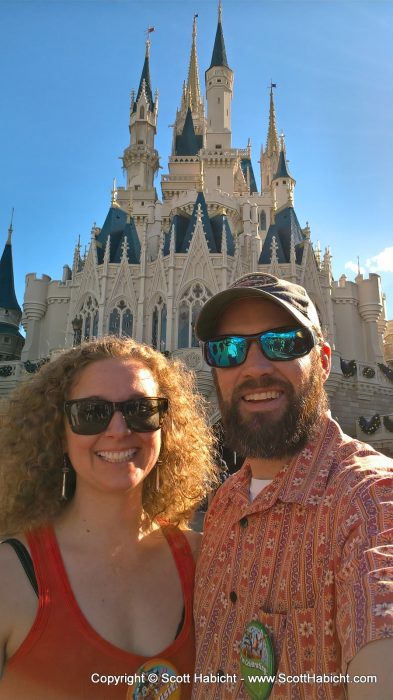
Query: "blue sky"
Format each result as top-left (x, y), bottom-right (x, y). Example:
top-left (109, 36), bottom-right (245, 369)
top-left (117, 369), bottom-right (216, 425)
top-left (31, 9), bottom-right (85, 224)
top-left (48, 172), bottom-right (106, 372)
top-left (1, 0), bottom-right (393, 319)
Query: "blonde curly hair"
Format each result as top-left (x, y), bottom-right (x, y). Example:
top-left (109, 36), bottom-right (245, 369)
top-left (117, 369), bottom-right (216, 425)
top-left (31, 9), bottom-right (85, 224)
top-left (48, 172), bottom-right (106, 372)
top-left (0, 337), bottom-right (218, 535)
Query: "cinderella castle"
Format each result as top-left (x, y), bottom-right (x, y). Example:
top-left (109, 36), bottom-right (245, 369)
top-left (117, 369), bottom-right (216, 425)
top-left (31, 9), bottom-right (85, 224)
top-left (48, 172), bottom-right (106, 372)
top-left (1, 3), bottom-right (393, 457)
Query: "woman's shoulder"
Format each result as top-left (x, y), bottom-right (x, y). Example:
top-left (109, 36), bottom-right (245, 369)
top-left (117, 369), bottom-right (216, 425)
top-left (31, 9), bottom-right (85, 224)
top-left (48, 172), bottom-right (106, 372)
top-left (0, 533), bottom-right (38, 672)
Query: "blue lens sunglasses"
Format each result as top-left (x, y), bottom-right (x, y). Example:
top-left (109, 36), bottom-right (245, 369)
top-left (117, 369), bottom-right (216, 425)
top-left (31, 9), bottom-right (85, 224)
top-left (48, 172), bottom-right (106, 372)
top-left (202, 326), bottom-right (317, 368)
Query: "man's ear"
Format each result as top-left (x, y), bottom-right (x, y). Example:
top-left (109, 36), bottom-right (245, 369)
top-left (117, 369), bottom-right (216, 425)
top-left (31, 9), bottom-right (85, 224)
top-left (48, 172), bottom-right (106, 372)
top-left (319, 342), bottom-right (331, 382)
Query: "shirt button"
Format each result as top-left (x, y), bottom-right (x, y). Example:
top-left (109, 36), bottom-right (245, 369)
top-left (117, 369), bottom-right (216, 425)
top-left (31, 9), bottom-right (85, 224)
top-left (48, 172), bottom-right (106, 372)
top-left (240, 517), bottom-right (248, 528)
top-left (229, 590), bottom-right (237, 603)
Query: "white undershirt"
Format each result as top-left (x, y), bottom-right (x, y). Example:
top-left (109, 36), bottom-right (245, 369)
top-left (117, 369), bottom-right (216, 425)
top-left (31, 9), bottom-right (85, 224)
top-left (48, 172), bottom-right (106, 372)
top-left (249, 478), bottom-right (273, 502)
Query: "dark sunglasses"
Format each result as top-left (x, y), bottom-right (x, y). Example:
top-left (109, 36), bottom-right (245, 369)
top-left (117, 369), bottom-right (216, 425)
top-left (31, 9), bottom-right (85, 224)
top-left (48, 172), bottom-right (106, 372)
top-left (202, 326), bottom-right (317, 368)
top-left (64, 397), bottom-right (169, 435)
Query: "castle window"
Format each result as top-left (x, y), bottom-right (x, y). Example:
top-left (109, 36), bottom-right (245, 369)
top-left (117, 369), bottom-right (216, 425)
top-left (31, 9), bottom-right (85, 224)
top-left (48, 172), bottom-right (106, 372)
top-left (177, 283), bottom-right (212, 349)
top-left (152, 297), bottom-right (167, 351)
top-left (140, 106), bottom-right (145, 119)
top-left (138, 140), bottom-right (144, 145)
top-left (215, 144), bottom-right (222, 149)
top-left (79, 295), bottom-right (99, 341)
top-left (108, 300), bottom-right (133, 338)
top-left (217, 79), bottom-right (222, 83)
top-left (217, 176), bottom-right (221, 186)
top-left (218, 97), bottom-right (220, 104)
top-left (260, 210), bottom-right (266, 230)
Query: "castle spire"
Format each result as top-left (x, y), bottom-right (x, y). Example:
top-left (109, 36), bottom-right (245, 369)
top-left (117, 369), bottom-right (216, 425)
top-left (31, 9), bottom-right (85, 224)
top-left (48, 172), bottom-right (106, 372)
top-left (186, 14), bottom-right (201, 110)
top-left (0, 213), bottom-right (21, 313)
top-left (134, 36), bottom-right (154, 111)
top-left (7, 208), bottom-right (14, 244)
top-left (209, 0), bottom-right (229, 68)
top-left (266, 82), bottom-right (279, 156)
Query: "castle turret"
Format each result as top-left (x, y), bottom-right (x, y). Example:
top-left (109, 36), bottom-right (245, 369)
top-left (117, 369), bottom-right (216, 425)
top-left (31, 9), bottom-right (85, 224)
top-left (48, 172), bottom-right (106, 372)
top-left (205, 1), bottom-right (233, 150)
top-left (122, 37), bottom-right (159, 194)
top-left (0, 214), bottom-right (24, 360)
top-left (271, 135), bottom-right (296, 210)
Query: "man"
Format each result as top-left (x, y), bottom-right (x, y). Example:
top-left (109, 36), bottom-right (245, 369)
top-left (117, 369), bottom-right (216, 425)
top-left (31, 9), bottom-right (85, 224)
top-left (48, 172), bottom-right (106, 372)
top-left (193, 273), bottom-right (393, 700)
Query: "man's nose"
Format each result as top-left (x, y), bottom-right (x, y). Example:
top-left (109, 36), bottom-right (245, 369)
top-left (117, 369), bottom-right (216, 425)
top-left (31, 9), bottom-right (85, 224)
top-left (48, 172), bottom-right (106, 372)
top-left (242, 339), bottom-right (275, 375)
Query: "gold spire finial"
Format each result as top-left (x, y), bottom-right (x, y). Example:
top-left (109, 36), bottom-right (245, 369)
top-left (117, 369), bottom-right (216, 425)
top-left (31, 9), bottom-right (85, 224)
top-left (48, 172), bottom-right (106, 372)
top-left (266, 81), bottom-right (279, 156)
top-left (145, 26), bottom-right (155, 56)
top-left (7, 207), bottom-right (14, 244)
top-left (111, 178), bottom-right (120, 208)
top-left (186, 13), bottom-right (201, 112)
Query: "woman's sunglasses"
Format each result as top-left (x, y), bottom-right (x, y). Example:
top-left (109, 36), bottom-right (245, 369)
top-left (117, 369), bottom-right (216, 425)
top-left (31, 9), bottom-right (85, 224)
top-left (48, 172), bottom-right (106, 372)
top-left (64, 397), bottom-right (169, 435)
top-left (202, 326), bottom-right (317, 368)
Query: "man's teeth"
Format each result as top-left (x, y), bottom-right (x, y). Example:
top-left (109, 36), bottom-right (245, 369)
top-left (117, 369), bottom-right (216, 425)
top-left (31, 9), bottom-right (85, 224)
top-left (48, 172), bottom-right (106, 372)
top-left (97, 449), bottom-right (137, 463)
top-left (244, 391), bottom-right (281, 401)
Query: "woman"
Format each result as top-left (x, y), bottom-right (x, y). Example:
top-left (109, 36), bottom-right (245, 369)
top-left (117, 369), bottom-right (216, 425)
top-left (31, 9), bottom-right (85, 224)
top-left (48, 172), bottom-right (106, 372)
top-left (0, 337), bottom-right (217, 699)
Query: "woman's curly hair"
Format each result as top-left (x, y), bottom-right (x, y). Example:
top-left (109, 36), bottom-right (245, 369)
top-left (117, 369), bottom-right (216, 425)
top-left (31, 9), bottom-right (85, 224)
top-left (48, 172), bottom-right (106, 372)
top-left (0, 337), bottom-right (219, 535)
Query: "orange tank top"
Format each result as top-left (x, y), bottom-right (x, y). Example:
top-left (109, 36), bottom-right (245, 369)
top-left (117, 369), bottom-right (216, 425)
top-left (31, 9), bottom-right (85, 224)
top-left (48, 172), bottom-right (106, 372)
top-left (0, 525), bottom-right (195, 700)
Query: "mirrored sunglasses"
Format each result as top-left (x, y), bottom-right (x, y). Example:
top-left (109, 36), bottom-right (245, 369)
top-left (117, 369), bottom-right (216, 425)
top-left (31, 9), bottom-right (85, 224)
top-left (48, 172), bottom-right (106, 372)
top-left (203, 326), bottom-right (317, 368)
top-left (64, 397), bottom-right (169, 435)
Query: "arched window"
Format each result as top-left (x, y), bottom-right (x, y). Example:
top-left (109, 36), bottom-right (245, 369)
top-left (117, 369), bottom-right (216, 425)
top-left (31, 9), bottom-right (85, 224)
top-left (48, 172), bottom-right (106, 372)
top-left (151, 297), bottom-right (167, 351)
top-left (260, 210), bottom-right (266, 230)
top-left (79, 296), bottom-right (99, 341)
top-left (177, 283), bottom-right (212, 349)
top-left (108, 300), bottom-right (133, 338)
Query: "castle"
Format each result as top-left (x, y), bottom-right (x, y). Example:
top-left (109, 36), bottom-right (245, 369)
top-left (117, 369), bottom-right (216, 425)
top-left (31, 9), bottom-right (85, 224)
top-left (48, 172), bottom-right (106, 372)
top-left (1, 4), bottom-right (392, 457)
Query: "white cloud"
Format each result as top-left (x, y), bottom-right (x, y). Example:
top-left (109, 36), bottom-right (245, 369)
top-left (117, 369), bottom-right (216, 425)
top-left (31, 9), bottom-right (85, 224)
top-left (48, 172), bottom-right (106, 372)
top-left (345, 247), bottom-right (393, 276)
top-left (365, 247), bottom-right (393, 273)
top-left (344, 260), bottom-right (365, 275)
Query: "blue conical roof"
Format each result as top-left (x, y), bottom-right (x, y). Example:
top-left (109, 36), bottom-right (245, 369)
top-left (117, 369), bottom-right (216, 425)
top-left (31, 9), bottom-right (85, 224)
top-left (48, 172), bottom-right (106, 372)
top-left (210, 214), bottom-right (235, 255)
top-left (175, 108), bottom-right (203, 156)
top-left (274, 149), bottom-right (292, 179)
top-left (96, 207), bottom-right (140, 264)
top-left (259, 206), bottom-right (305, 264)
top-left (180, 192), bottom-right (218, 253)
top-left (0, 237), bottom-right (21, 313)
top-left (209, 17), bottom-right (229, 69)
top-left (133, 49), bottom-right (154, 112)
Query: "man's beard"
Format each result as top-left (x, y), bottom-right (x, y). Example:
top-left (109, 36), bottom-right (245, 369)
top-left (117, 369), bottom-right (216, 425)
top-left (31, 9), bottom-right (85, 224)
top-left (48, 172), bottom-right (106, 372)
top-left (215, 353), bottom-right (329, 460)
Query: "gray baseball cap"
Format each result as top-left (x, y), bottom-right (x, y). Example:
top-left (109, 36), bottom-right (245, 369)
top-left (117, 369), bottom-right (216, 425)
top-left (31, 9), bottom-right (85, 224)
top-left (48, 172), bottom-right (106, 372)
top-left (196, 273), bottom-right (321, 341)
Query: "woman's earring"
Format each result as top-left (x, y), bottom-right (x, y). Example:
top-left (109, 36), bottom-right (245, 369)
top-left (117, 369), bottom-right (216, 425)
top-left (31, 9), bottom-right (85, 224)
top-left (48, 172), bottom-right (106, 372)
top-left (155, 463), bottom-right (160, 492)
top-left (61, 454), bottom-right (70, 500)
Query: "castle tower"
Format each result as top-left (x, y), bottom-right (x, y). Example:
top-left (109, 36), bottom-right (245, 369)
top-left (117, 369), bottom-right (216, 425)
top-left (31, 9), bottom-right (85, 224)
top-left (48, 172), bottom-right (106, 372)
top-left (261, 84), bottom-right (280, 192)
top-left (174, 14), bottom-right (205, 142)
top-left (271, 135), bottom-right (296, 210)
top-left (0, 214), bottom-right (24, 360)
top-left (162, 16), bottom-right (204, 199)
top-left (122, 37), bottom-right (159, 197)
top-left (205, 1), bottom-right (233, 150)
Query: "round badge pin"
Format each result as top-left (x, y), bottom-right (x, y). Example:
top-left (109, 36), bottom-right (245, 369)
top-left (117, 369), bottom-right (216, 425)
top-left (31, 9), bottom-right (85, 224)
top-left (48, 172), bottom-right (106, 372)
top-left (240, 620), bottom-right (275, 700)
top-left (127, 658), bottom-right (182, 699)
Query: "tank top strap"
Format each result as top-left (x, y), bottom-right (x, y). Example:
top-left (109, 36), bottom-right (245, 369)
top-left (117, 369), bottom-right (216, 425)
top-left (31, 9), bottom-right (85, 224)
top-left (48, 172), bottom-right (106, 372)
top-left (26, 526), bottom-right (64, 599)
top-left (159, 522), bottom-right (195, 605)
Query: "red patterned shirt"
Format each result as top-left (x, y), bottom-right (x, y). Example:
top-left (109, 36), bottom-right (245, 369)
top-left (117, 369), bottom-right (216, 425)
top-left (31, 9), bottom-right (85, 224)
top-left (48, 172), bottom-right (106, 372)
top-left (193, 415), bottom-right (393, 699)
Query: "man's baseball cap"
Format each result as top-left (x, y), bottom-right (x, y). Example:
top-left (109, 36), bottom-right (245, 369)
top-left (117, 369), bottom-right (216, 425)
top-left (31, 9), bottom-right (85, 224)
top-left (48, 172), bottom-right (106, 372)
top-left (195, 273), bottom-right (321, 341)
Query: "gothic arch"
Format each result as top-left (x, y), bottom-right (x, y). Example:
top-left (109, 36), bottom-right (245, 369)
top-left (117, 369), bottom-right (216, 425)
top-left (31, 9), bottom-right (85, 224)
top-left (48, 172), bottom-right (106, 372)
top-left (176, 281), bottom-right (212, 349)
top-left (149, 294), bottom-right (167, 351)
top-left (107, 298), bottom-right (134, 338)
top-left (77, 294), bottom-right (99, 340)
